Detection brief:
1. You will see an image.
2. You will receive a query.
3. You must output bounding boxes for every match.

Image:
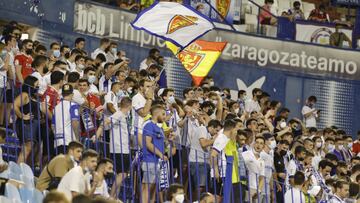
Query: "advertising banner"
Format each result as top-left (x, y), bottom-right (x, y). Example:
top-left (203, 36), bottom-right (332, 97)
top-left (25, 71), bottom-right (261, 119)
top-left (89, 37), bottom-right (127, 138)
top-left (331, 0), bottom-right (360, 7)
top-left (295, 23), bottom-right (353, 47)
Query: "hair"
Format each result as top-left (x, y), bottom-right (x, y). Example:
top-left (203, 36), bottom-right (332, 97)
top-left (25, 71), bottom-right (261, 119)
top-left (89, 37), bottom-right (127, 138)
top-left (325, 137), bottom-right (335, 142)
top-left (120, 97), bottom-right (132, 108)
top-left (308, 95), bottom-right (317, 102)
top-left (84, 67), bottom-right (96, 75)
top-left (252, 88), bottom-right (262, 96)
top-left (51, 71), bottom-right (65, 85)
top-left (22, 75), bottom-right (38, 93)
top-left (349, 182), bottom-right (359, 198)
top-left (237, 130), bottom-right (247, 138)
top-left (325, 153), bottom-right (339, 162)
top-left (100, 38), bottom-right (110, 46)
top-left (200, 101), bottom-right (215, 110)
top-left (279, 139), bottom-right (290, 146)
top-left (75, 54), bottom-right (85, 63)
top-left (3, 35), bottom-right (15, 45)
top-left (81, 149), bottom-right (98, 161)
top-left (223, 119), bottom-right (237, 131)
top-left (295, 146), bottom-right (307, 156)
top-left (208, 119), bottom-right (222, 129)
top-left (32, 55), bottom-right (48, 68)
top-left (125, 76), bottom-right (137, 84)
top-left (104, 62), bottom-right (113, 70)
top-left (351, 157), bottom-right (360, 164)
top-left (150, 104), bottom-right (165, 115)
top-left (43, 191), bottom-right (70, 203)
top-left (75, 37), bottom-right (85, 45)
top-left (35, 44), bottom-right (47, 53)
top-left (71, 194), bottom-right (91, 203)
top-left (255, 136), bottom-right (266, 143)
top-left (139, 78), bottom-right (152, 87)
top-left (334, 180), bottom-right (349, 189)
top-left (67, 72), bottom-right (80, 83)
top-left (161, 88), bottom-right (175, 98)
top-left (96, 158), bottom-right (113, 171)
top-left (293, 1), bottom-right (301, 7)
top-left (0, 127), bottom-right (6, 140)
top-left (337, 161), bottom-right (347, 168)
top-left (200, 192), bottom-right (213, 201)
top-left (111, 82), bottom-right (120, 90)
top-left (246, 118), bottom-right (257, 128)
top-left (183, 87), bottom-right (194, 98)
top-left (95, 53), bottom-right (106, 62)
top-left (60, 45), bottom-right (70, 53)
top-left (224, 113), bottom-right (237, 121)
top-left (149, 48), bottom-right (160, 56)
top-left (21, 39), bottom-right (33, 49)
top-left (228, 101), bottom-right (238, 109)
top-left (166, 183), bottom-right (184, 201)
top-left (238, 90), bottom-right (246, 97)
top-left (293, 171), bottom-right (305, 185)
top-left (319, 4), bottom-right (325, 10)
top-left (50, 42), bottom-right (60, 49)
top-left (279, 107), bottom-right (290, 114)
top-left (53, 60), bottom-right (67, 68)
top-left (68, 141), bottom-right (84, 151)
top-left (70, 48), bottom-right (82, 56)
top-left (78, 78), bottom-right (89, 86)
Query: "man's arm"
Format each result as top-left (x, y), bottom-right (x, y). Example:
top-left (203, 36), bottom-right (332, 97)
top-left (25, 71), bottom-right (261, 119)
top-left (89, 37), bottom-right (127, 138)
top-left (199, 138), bottom-right (215, 150)
top-left (71, 120), bottom-right (80, 141)
top-left (106, 103), bottom-right (117, 114)
top-left (145, 136), bottom-right (166, 159)
top-left (210, 149), bottom-right (220, 179)
top-left (15, 64), bottom-right (24, 84)
top-left (215, 95), bottom-right (223, 121)
top-left (137, 99), bottom-right (152, 117)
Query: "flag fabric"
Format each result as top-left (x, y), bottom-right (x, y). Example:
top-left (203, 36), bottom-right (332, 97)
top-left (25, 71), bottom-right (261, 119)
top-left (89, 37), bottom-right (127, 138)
top-left (131, 2), bottom-right (215, 49)
top-left (166, 40), bottom-right (227, 86)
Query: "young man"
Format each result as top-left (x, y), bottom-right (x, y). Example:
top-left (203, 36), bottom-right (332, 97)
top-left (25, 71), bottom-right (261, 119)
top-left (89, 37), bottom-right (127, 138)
top-left (259, 0), bottom-right (277, 25)
top-left (84, 67), bottom-right (99, 94)
top-left (301, 95), bottom-right (319, 128)
top-left (91, 38), bottom-right (110, 61)
top-left (245, 88), bottom-right (262, 114)
top-left (52, 84), bottom-right (81, 154)
top-left (42, 71), bottom-right (64, 117)
top-left (308, 4), bottom-right (330, 22)
top-left (140, 48), bottom-right (160, 70)
top-left (242, 136), bottom-right (266, 203)
top-left (98, 63), bottom-right (115, 93)
top-left (66, 72), bottom-right (87, 106)
top-left (332, 138), bottom-right (346, 162)
top-left (31, 55), bottom-right (49, 95)
top-left (66, 49), bottom-right (82, 72)
top-left (14, 39), bottom-right (33, 87)
top-left (74, 37), bottom-right (86, 51)
top-left (329, 181), bottom-right (349, 203)
top-left (73, 55), bottom-right (86, 77)
top-left (287, 146), bottom-right (307, 186)
top-left (92, 158), bottom-right (114, 198)
top-left (57, 149), bottom-right (99, 201)
top-left (106, 41), bottom-right (118, 63)
top-left (273, 140), bottom-right (290, 203)
top-left (36, 141), bottom-right (84, 191)
top-left (284, 171), bottom-right (306, 203)
top-left (141, 105), bottom-right (169, 203)
top-left (260, 133), bottom-right (276, 200)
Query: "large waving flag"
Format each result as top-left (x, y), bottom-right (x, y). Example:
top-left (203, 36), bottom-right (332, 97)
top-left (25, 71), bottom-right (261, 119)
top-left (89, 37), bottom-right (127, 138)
top-left (167, 40), bottom-right (227, 86)
top-left (131, 2), bottom-right (215, 49)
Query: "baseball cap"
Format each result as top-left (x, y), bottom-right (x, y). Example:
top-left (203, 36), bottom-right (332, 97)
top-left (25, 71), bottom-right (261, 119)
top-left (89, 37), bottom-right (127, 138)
top-left (62, 84), bottom-right (74, 96)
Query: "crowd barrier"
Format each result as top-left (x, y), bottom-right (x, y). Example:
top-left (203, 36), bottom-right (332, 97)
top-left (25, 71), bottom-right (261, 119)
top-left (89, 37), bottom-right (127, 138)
top-left (0, 79), bottom-right (313, 203)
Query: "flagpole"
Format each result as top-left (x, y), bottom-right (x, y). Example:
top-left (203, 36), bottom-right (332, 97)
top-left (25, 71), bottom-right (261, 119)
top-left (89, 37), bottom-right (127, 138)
top-left (201, 0), bottom-right (237, 31)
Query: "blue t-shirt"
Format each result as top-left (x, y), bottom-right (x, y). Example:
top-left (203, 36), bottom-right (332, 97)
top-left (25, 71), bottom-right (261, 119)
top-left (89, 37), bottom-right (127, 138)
top-left (142, 121), bottom-right (165, 163)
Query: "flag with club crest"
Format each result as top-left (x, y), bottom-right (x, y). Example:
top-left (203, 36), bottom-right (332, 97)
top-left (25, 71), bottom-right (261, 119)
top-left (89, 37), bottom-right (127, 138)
top-left (131, 1), bottom-right (215, 49)
top-left (166, 40), bottom-right (227, 86)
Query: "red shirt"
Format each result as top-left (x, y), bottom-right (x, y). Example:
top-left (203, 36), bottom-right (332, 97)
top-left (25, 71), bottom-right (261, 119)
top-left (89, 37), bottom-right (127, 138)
top-left (308, 9), bottom-right (329, 22)
top-left (87, 93), bottom-right (102, 111)
top-left (14, 53), bottom-right (33, 87)
top-left (353, 141), bottom-right (360, 155)
top-left (259, 5), bottom-right (272, 24)
top-left (41, 86), bottom-right (61, 113)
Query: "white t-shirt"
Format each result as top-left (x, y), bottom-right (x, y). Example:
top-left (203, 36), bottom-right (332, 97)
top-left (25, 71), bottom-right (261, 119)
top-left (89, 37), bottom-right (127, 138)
top-left (59, 89), bottom-right (86, 105)
top-left (31, 72), bottom-right (48, 95)
top-left (109, 111), bottom-right (130, 154)
top-left (189, 125), bottom-right (210, 163)
top-left (104, 91), bottom-right (119, 116)
top-left (132, 93), bottom-right (147, 134)
top-left (66, 60), bottom-right (76, 72)
top-left (53, 100), bottom-right (80, 147)
top-left (139, 58), bottom-right (149, 70)
top-left (43, 73), bottom-right (51, 86)
top-left (260, 151), bottom-right (274, 193)
top-left (284, 187), bottom-right (306, 203)
top-left (57, 166), bottom-right (88, 201)
top-left (0, 57), bottom-right (6, 88)
top-left (98, 75), bottom-right (113, 93)
top-left (0, 146), bottom-right (4, 165)
top-left (0, 50), bottom-right (14, 88)
top-left (242, 150), bottom-right (265, 190)
top-left (93, 180), bottom-right (110, 198)
top-left (211, 132), bottom-right (230, 178)
top-left (91, 48), bottom-right (107, 61)
top-left (329, 195), bottom-right (345, 203)
top-left (245, 99), bottom-right (261, 113)
top-left (89, 84), bottom-right (99, 94)
top-left (302, 105), bottom-right (317, 128)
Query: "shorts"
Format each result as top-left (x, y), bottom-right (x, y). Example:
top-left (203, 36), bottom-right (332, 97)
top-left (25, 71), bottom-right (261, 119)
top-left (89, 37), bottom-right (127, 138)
top-left (16, 119), bottom-right (40, 144)
top-left (190, 162), bottom-right (209, 187)
top-left (110, 153), bottom-right (130, 174)
top-left (141, 162), bottom-right (159, 184)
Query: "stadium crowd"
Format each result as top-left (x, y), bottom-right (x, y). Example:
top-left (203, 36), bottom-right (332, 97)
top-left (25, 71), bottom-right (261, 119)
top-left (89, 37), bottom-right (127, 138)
top-left (0, 20), bottom-right (360, 203)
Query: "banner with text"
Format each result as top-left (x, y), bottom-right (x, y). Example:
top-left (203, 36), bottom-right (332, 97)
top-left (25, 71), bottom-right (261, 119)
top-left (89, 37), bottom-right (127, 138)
top-left (295, 23), bottom-right (353, 47)
top-left (73, 1), bottom-right (360, 80)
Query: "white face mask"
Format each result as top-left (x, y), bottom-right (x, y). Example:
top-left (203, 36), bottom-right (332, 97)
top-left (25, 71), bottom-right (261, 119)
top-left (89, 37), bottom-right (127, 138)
top-left (234, 108), bottom-right (240, 114)
top-left (327, 144), bottom-right (335, 151)
top-left (348, 143), bottom-right (353, 149)
top-left (167, 96), bottom-right (176, 104)
top-left (127, 87), bottom-right (133, 94)
top-left (174, 194), bottom-right (185, 203)
top-left (316, 142), bottom-right (322, 148)
top-left (338, 145), bottom-right (344, 150)
top-left (269, 140), bottom-right (276, 149)
top-left (88, 75), bottom-right (96, 84)
top-left (212, 100), bottom-right (218, 106)
top-left (209, 81), bottom-right (215, 86)
top-left (78, 64), bottom-right (85, 70)
top-left (280, 122), bottom-right (287, 129)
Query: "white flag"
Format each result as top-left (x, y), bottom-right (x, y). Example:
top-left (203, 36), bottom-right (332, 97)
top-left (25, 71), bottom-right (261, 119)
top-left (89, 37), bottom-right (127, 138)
top-left (131, 2), bottom-right (214, 49)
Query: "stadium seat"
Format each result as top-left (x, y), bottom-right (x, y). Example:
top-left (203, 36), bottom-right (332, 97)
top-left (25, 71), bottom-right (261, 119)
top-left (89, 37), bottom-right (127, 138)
top-left (19, 187), bottom-right (33, 203)
top-left (0, 196), bottom-right (12, 203)
top-left (4, 183), bottom-right (21, 202)
top-left (20, 175), bottom-right (34, 189)
top-left (19, 163), bottom-right (34, 179)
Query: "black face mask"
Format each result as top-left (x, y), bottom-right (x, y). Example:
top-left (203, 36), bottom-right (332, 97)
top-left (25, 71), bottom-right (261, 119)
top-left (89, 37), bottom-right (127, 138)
top-left (280, 150), bottom-right (287, 157)
top-left (339, 171), bottom-right (348, 177)
top-left (207, 109), bottom-right (214, 116)
top-left (298, 157), bottom-right (305, 161)
top-left (25, 48), bottom-right (33, 55)
top-left (64, 52), bottom-right (70, 59)
top-left (149, 72), bottom-right (157, 77)
top-left (43, 66), bottom-right (49, 74)
top-left (226, 95), bottom-right (231, 100)
top-left (104, 172), bottom-right (114, 180)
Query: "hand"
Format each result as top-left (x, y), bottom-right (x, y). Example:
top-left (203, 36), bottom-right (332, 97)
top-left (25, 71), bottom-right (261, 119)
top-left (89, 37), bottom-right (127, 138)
top-left (162, 155), bottom-right (168, 162)
top-left (23, 113), bottom-right (31, 120)
top-left (276, 183), bottom-right (282, 192)
top-left (91, 135), bottom-right (97, 143)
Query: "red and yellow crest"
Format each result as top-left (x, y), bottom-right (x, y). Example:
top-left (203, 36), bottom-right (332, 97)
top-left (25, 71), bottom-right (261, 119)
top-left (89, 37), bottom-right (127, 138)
top-left (167, 15), bottom-right (198, 34)
top-left (216, 0), bottom-right (231, 19)
top-left (177, 42), bottom-right (204, 72)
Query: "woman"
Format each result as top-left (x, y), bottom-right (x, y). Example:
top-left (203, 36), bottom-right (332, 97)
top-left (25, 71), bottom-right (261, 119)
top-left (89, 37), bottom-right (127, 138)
top-left (312, 136), bottom-right (325, 170)
top-left (14, 75), bottom-right (43, 164)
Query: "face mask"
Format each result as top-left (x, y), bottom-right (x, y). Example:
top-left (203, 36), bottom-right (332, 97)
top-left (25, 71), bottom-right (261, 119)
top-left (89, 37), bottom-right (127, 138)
top-left (111, 48), bottom-right (117, 55)
top-left (327, 144), bottom-right (335, 151)
top-left (104, 172), bottom-right (115, 180)
top-left (149, 72), bottom-right (157, 77)
top-left (43, 66), bottom-right (49, 74)
top-left (212, 100), bottom-right (218, 106)
top-left (198, 97), bottom-right (204, 104)
top-left (88, 75), bottom-right (96, 84)
top-left (280, 150), bottom-right (287, 157)
top-left (64, 52), bottom-right (70, 59)
top-left (209, 81), bottom-right (214, 86)
top-left (78, 64), bottom-right (85, 70)
top-left (25, 48), bottom-right (32, 55)
top-left (298, 157), bottom-right (305, 161)
top-left (117, 91), bottom-right (123, 97)
top-left (174, 194), bottom-right (185, 203)
top-left (53, 50), bottom-right (61, 58)
top-left (347, 143), bottom-right (353, 149)
top-left (234, 108), bottom-right (240, 114)
top-left (280, 122), bottom-right (287, 129)
top-left (338, 145), bottom-right (344, 150)
top-left (127, 87), bottom-right (133, 94)
top-left (167, 96), bottom-right (176, 104)
top-left (316, 142), bottom-right (322, 148)
top-left (269, 140), bottom-right (276, 149)
top-left (207, 109), bottom-right (214, 116)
